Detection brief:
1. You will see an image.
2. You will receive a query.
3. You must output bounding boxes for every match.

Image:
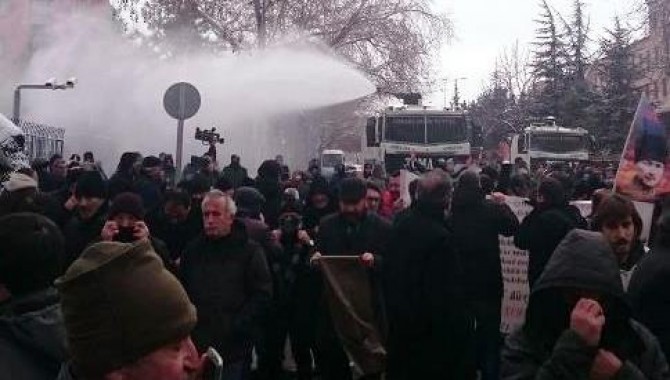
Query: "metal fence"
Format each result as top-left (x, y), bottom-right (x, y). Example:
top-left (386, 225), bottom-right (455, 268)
top-left (14, 119), bottom-right (65, 161)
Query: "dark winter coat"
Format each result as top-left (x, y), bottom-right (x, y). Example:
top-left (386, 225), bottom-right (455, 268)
top-left (502, 230), bottom-right (670, 380)
top-left (515, 203), bottom-right (586, 288)
top-left (451, 195), bottom-right (519, 301)
top-left (221, 164), bottom-right (248, 189)
top-left (63, 203), bottom-right (108, 267)
top-left (150, 212), bottom-right (202, 261)
top-left (255, 177), bottom-right (283, 229)
top-left (180, 221), bottom-right (273, 362)
top-left (384, 204), bottom-right (474, 379)
top-left (0, 288), bottom-right (68, 380)
top-left (107, 172), bottom-right (135, 200)
top-left (134, 175), bottom-right (164, 214)
top-left (629, 245), bottom-right (670, 361)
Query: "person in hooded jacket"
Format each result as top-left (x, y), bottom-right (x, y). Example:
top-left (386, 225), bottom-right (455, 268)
top-left (515, 177), bottom-right (587, 287)
top-left (302, 182), bottom-right (337, 234)
top-left (256, 160), bottom-right (284, 229)
top-left (107, 152), bottom-right (141, 200)
top-left (502, 229), bottom-right (669, 380)
top-left (222, 155), bottom-right (249, 190)
top-left (0, 213), bottom-right (68, 380)
top-left (629, 211), bottom-right (670, 361)
top-left (451, 171), bottom-right (519, 380)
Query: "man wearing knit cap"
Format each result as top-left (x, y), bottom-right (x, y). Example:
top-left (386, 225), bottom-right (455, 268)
top-left (181, 190), bottom-right (272, 379)
top-left (101, 192), bottom-right (176, 273)
top-left (63, 170), bottom-right (108, 267)
top-left (55, 241), bottom-right (207, 380)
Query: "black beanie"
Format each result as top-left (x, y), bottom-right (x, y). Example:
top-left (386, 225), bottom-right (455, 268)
top-left (234, 187), bottom-right (266, 216)
top-left (109, 192), bottom-right (145, 220)
top-left (75, 171), bottom-right (107, 199)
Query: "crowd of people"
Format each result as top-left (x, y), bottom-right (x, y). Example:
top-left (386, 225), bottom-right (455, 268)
top-left (1, 148), bottom-right (670, 380)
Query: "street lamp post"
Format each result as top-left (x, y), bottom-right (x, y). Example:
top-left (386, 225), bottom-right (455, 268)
top-left (12, 78), bottom-right (76, 122)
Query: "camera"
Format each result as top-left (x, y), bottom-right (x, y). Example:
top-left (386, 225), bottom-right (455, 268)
top-left (45, 78), bottom-right (56, 88)
top-left (195, 127), bottom-right (225, 145)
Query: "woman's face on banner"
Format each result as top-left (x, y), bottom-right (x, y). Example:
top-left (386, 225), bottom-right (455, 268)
top-left (636, 159), bottom-right (665, 188)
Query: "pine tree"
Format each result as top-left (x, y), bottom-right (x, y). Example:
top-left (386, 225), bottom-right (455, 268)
top-left (531, 0), bottom-right (568, 119)
top-left (595, 17), bottom-right (640, 154)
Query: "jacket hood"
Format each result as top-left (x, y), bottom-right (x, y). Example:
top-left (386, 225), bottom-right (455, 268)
top-left (526, 229), bottom-right (641, 357)
top-left (532, 229), bottom-right (625, 299)
top-left (0, 288), bottom-right (68, 368)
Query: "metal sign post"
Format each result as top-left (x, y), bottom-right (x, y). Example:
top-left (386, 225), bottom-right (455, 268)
top-left (163, 82), bottom-right (201, 175)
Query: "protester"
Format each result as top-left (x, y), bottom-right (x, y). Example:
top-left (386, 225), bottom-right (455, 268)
top-left (39, 154), bottom-right (67, 192)
top-left (587, 188), bottom-right (612, 228)
top-left (256, 159), bottom-right (284, 229)
top-left (379, 171), bottom-right (403, 219)
top-left (100, 192), bottom-right (176, 272)
top-left (592, 193), bottom-right (646, 290)
top-left (629, 210), bottom-right (670, 360)
top-left (0, 213), bottom-right (68, 380)
top-left (63, 170), bottom-right (108, 266)
top-left (365, 181), bottom-right (383, 214)
top-left (451, 171), bottom-right (519, 380)
top-left (385, 171), bottom-right (474, 380)
top-left (515, 177), bottom-right (587, 287)
top-left (502, 230), bottom-right (669, 379)
top-left (180, 190), bottom-right (272, 378)
top-left (259, 202), bottom-right (318, 380)
top-left (303, 182), bottom-right (336, 233)
top-left (107, 151), bottom-right (141, 199)
top-left (0, 171), bottom-right (56, 218)
top-left (222, 154), bottom-right (249, 190)
top-left (55, 241), bottom-right (205, 380)
top-left (310, 178), bottom-right (391, 380)
top-left (135, 155), bottom-right (165, 214)
top-left (151, 190), bottom-right (202, 261)
top-left (215, 175), bottom-right (235, 196)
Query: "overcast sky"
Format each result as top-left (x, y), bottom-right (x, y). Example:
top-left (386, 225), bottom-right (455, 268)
top-left (426, 0), bottom-right (641, 107)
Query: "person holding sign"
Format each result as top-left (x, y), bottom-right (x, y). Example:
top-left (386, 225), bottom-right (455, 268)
top-left (502, 230), bottom-right (668, 380)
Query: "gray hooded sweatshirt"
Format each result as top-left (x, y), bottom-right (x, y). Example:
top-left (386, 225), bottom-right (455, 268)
top-left (502, 229), bottom-right (669, 380)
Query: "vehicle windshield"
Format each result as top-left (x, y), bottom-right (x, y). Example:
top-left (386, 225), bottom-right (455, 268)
top-left (321, 154), bottom-right (344, 168)
top-left (385, 114), bottom-right (468, 144)
top-left (531, 133), bottom-right (588, 153)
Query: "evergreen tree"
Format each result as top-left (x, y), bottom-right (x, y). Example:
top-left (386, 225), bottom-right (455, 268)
top-left (594, 17), bottom-right (640, 154)
top-left (531, 0), bottom-right (568, 119)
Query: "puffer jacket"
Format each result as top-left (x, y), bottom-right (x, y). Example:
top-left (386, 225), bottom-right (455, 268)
top-left (502, 229), bottom-right (670, 380)
top-left (0, 288), bottom-right (68, 380)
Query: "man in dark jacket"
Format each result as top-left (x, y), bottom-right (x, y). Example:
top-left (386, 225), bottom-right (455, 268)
top-left (592, 193), bottom-right (646, 290)
top-left (134, 155), bottom-right (165, 214)
top-left (502, 230), bottom-right (669, 379)
top-left (63, 170), bottom-right (108, 267)
top-left (180, 190), bottom-right (273, 379)
top-left (39, 154), bottom-right (67, 193)
top-left (151, 190), bottom-right (202, 261)
top-left (0, 213), bottom-right (68, 380)
top-left (515, 177), bottom-right (587, 287)
top-left (310, 178), bottom-right (391, 380)
top-left (451, 171), bottom-right (519, 380)
top-left (385, 171), bottom-right (474, 380)
top-left (629, 211), bottom-right (670, 361)
top-left (222, 154), bottom-right (249, 190)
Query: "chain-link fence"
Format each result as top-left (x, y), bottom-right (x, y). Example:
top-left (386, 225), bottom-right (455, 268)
top-left (13, 119), bottom-right (65, 161)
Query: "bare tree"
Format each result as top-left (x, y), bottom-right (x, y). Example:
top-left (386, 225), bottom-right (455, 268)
top-left (113, 0), bottom-right (450, 91)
